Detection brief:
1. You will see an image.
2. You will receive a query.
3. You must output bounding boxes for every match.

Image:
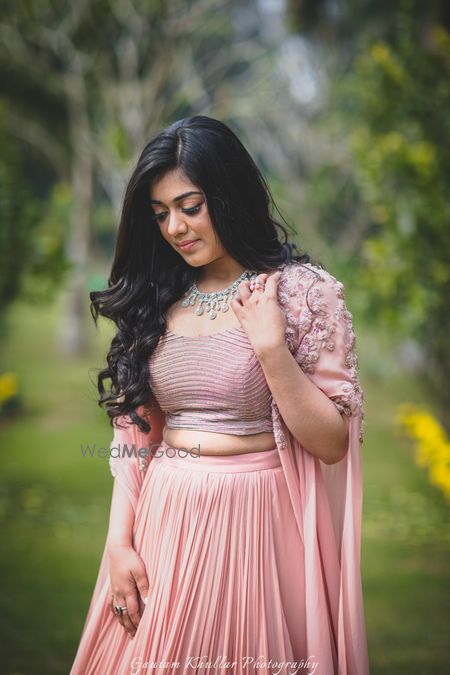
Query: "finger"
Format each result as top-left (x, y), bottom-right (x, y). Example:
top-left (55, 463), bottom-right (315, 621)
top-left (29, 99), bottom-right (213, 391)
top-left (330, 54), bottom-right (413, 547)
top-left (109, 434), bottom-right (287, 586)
top-left (113, 593), bottom-right (136, 636)
top-left (264, 270), bottom-right (282, 298)
top-left (249, 273), bottom-right (267, 285)
top-left (124, 589), bottom-right (141, 632)
top-left (230, 281), bottom-right (248, 310)
top-left (229, 294), bottom-right (243, 316)
top-left (116, 594), bottom-right (136, 635)
top-left (249, 273), bottom-right (269, 293)
top-left (134, 569), bottom-right (150, 606)
top-left (121, 609), bottom-right (136, 637)
top-left (236, 278), bottom-right (252, 301)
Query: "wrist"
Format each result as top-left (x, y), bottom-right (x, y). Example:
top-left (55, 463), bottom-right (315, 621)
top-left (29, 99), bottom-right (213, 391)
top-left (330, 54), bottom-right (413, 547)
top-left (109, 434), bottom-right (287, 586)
top-left (254, 340), bottom-right (289, 362)
top-left (106, 533), bottom-right (133, 552)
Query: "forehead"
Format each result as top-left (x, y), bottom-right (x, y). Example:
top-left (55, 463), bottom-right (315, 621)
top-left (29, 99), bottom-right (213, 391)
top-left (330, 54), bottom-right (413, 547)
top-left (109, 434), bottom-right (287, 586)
top-left (149, 169), bottom-right (203, 205)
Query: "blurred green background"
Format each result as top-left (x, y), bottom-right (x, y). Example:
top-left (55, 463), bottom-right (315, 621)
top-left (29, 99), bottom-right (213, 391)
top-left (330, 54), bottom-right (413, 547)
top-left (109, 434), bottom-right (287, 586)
top-left (1, 1), bottom-right (449, 673)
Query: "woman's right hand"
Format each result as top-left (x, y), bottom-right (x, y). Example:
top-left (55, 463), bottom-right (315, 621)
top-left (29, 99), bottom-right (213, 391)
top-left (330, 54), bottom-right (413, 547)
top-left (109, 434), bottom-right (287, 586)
top-left (107, 542), bottom-right (150, 639)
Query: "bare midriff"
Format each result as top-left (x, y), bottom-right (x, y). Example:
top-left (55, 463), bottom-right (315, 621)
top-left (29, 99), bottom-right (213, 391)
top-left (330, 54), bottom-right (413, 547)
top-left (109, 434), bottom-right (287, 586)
top-left (162, 426), bottom-right (277, 456)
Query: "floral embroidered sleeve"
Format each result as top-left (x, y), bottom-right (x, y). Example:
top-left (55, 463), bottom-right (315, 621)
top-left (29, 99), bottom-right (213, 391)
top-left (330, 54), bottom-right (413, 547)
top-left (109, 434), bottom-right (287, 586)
top-left (284, 264), bottom-right (365, 444)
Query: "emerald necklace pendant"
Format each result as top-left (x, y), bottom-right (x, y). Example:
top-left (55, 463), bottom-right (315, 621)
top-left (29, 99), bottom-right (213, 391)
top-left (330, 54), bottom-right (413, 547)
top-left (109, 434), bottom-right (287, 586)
top-left (180, 269), bottom-right (259, 320)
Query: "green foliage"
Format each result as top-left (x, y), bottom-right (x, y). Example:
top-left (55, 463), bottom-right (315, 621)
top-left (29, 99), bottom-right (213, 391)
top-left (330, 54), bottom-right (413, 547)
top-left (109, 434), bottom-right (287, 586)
top-left (310, 11), bottom-right (450, 428)
top-left (104, 123), bottom-right (133, 165)
top-left (0, 107), bottom-right (35, 324)
top-left (0, 106), bottom-right (71, 338)
top-left (91, 200), bottom-right (117, 260)
top-left (19, 181), bottom-right (73, 305)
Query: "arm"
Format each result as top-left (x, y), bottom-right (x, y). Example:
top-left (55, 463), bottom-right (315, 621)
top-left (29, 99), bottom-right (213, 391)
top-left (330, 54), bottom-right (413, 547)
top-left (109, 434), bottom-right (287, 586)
top-left (106, 480), bottom-right (137, 550)
top-left (257, 345), bottom-right (349, 464)
top-left (256, 268), bottom-right (363, 465)
top-left (106, 405), bottom-right (166, 638)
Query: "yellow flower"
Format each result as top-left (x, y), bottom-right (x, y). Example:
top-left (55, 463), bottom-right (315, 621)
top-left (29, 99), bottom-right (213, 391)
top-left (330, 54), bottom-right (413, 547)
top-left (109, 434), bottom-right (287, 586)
top-left (396, 404), bottom-right (450, 505)
top-left (0, 373), bottom-right (18, 404)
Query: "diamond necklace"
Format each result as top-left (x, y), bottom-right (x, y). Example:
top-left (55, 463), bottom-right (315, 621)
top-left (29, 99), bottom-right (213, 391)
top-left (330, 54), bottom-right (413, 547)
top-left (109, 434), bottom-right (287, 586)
top-left (180, 269), bottom-right (258, 320)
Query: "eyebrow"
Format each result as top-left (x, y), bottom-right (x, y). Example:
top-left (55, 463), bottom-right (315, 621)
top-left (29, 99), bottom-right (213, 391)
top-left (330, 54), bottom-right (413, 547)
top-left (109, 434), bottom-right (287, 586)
top-left (150, 191), bottom-right (203, 206)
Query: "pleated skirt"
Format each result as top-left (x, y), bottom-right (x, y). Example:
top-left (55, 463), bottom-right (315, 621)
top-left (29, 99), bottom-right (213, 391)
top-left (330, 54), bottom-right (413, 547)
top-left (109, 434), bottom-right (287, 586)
top-left (70, 440), bottom-right (308, 675)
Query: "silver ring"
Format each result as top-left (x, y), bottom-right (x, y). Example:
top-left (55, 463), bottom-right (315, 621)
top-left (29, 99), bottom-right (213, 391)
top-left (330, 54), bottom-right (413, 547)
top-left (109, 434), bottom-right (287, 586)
top-left (114, 604), bottom-right (128, 616)
top-left (250, 277), bottom-right (265, 288)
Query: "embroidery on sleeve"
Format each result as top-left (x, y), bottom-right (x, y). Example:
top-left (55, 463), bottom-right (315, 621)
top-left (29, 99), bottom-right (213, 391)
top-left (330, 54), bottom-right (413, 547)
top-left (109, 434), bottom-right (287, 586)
top-left (138, 454), bottom-right (149, 473)
top-left (277, 261), bottom-right (313, 354)
top-left (271, 398), bottom-right (288, 450)
top-left (290, 264), bottom-right (365, 444)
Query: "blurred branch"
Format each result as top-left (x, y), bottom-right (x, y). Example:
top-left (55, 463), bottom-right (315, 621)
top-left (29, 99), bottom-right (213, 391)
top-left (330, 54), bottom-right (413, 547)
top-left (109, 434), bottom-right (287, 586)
top-left (0, 23), bottom-right (63, 95)
top-left (162, 0), bottom-right (228, 36)
top-left (6, 110), bottom-right (69, 179)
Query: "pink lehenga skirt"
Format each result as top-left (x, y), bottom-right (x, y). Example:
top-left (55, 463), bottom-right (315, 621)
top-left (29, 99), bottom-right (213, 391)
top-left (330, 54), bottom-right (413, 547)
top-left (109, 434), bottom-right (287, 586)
top-left (70, 441), bottom-right (310, 675)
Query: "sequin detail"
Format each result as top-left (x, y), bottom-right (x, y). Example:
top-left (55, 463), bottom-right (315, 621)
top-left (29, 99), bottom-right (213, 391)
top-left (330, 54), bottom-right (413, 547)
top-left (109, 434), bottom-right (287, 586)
top-left (276, 261), bottom-right (365, 445)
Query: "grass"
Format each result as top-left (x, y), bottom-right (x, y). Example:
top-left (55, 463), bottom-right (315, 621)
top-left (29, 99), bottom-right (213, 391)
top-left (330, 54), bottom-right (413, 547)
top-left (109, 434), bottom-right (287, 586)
top-left (0, 290), bottom-right (449, 674)
top-left (0, 290), bottom-right (114, 674)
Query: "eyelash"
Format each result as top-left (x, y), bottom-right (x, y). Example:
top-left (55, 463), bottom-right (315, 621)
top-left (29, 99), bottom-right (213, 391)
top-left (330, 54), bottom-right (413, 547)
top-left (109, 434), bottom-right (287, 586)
top-left (152, 204), bottom-right (203, 223)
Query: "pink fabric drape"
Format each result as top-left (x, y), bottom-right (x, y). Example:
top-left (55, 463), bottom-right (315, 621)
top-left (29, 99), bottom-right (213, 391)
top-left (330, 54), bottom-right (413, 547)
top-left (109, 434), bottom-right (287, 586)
top-left (108, 406), bottom-right (153, 514)
top-left (270, 262), bottom-right (370, 674)
top-left (72, 407), bottom-right (154, 659)
top-left (76, 261), bottom-right (370, 675)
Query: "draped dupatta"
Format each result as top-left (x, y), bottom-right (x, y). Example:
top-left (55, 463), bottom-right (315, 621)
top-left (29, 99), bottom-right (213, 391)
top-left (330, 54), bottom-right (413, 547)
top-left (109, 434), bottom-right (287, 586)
top-left (104, 261), bottom-right (370, 675)
top-left (270, 261), bottom-right (370, 674)
top-left (108, 406), bottom-right (153, 514)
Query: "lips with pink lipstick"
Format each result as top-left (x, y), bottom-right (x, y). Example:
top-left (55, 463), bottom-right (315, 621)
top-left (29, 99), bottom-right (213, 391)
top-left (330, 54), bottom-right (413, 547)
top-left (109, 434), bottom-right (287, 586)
top-left (176, 239), bottom-right (200, 250)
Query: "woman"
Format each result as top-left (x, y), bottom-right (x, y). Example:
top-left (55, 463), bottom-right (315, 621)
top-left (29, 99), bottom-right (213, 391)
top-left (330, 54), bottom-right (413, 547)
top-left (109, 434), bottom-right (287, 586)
top-left (70, 115), bottom-right (370, 674)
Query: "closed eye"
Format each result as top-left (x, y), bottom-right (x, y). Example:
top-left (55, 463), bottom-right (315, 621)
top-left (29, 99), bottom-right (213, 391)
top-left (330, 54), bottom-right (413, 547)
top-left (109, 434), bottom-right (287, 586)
top-left (152, 204), bottom-right (203, 223)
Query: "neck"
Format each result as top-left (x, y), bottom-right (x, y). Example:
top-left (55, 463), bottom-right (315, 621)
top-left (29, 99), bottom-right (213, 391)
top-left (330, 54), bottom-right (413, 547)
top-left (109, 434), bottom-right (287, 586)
top-left (195, 260), bottom-right (251, 293)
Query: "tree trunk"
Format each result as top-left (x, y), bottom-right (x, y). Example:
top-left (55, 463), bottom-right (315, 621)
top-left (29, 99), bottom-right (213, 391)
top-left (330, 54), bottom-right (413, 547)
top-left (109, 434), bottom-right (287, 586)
top-left (58, 69), bottom-right (93, 356)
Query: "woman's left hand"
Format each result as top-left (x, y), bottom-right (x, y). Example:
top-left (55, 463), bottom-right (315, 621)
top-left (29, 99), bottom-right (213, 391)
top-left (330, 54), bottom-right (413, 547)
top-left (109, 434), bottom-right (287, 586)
top-left (230, 270), bottom-right (286, 357)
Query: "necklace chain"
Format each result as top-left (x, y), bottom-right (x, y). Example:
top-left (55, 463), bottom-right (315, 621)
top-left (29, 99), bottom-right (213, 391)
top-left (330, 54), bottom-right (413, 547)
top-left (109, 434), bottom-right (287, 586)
top-left (180, 269), bottom-right (258, 320)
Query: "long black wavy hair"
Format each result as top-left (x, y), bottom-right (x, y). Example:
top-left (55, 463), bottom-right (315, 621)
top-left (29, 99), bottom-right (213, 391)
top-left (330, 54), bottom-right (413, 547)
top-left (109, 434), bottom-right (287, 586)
top-left (90, 115), bottom-right (314, 434)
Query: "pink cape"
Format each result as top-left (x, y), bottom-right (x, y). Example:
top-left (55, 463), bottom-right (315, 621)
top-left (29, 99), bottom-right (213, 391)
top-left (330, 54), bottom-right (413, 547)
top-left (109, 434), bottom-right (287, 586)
top-left (72, 262), bottom-right (370, 675)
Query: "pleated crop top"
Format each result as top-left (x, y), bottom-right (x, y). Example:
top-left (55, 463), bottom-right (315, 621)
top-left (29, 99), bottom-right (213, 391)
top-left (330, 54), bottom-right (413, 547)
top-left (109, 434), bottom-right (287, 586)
top-left (148, 325), bottom-right (274, 435)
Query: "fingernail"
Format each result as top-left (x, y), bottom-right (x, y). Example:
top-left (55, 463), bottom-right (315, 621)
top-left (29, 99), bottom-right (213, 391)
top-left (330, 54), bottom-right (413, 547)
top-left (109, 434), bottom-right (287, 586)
top-left (143, 596), bottom-right (148, 605)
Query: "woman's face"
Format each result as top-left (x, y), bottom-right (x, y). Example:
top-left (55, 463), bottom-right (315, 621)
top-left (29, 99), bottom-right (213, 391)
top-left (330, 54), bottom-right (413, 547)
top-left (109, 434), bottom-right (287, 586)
top-left (149, 168), bottom-right (227, 268)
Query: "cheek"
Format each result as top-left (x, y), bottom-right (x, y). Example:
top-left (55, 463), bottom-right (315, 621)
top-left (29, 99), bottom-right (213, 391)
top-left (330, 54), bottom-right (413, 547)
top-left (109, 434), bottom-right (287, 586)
top-left (201, 225), bottom-right (223, 252)
top-left (193, 216), bottom-right (216, 242)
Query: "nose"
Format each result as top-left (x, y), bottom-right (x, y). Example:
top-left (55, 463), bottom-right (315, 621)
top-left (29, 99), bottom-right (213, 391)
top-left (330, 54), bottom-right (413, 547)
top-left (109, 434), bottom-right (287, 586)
top-left (167, 210), bottom-right (188, 236)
